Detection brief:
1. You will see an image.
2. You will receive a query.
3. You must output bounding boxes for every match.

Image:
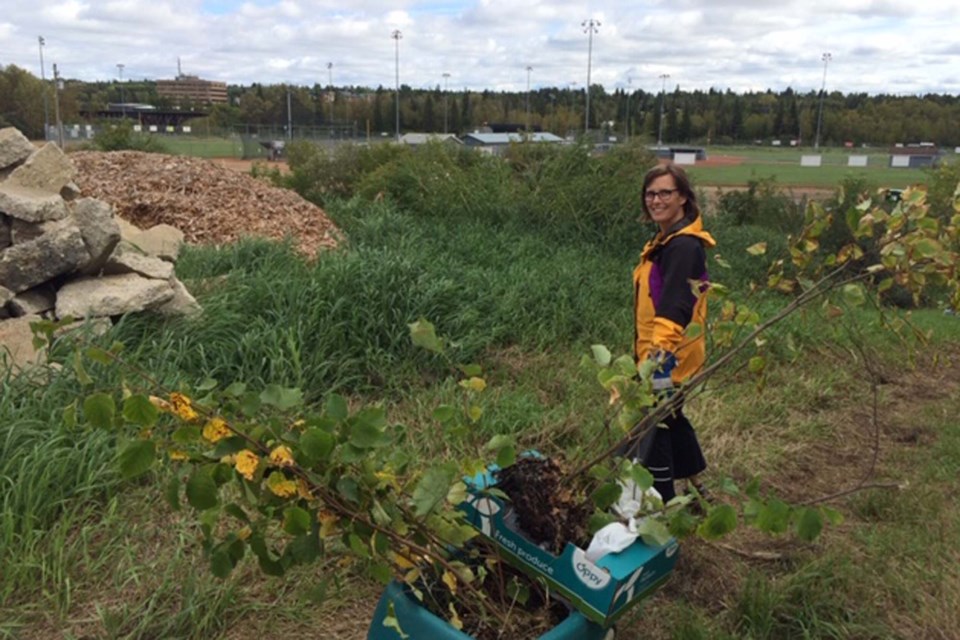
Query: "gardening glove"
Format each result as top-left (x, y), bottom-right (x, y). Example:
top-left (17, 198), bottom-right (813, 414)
top-left (650, 350), bottom-right (677, 396)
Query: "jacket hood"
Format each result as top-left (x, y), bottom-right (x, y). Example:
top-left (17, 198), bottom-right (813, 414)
top-left (641, 215), bottom-right (716, 259)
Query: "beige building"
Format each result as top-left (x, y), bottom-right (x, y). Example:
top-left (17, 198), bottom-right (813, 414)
top-left (156, 75), bottom-right (228, 105)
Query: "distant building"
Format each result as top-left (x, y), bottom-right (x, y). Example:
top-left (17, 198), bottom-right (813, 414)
top-left (156, 75), bottom-right (228, 105)
top-left (399, 133), bottom-right (463, 146)
top-left (462, 132), bottom-right (564, 155)
top-left (889, 145), bottom-right (940, 168)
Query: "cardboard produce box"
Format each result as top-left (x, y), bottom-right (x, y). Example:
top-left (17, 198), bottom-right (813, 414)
top-left (460, 464), bottom-right (679, 628)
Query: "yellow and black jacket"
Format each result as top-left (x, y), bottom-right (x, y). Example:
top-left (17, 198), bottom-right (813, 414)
top-left (633, 215), bottom-right (716, 385)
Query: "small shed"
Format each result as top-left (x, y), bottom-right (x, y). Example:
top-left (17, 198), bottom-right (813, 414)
top-left (889, 145), bottom-right (940, 168)
top-left (399, 133), bottom-right (463, 147)
top-left (462, 132), bottom-right (564, 155)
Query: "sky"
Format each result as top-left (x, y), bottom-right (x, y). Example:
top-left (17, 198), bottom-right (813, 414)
top-left (2, 0), bottom-right (959, 96)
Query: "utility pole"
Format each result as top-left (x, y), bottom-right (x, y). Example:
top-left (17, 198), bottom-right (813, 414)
top-left (116, 63), bottom-right (125, 118)
top-left (442, 72), bottom-right (450, 133)
top-left (327, 62), bottom-right (334, 126)
top-left (38, 37), bottom-right (49, 139)
top-left (582, 19), bottom-right (600, 136)
top-left (814, 52), bottom-right (832, 150)
top-left (657, 73), bottom-right (670, 147)
top-left (525, 65), bottom-right (533, 133)
top-left (392, 29), bottom-right (402, 142)
top-left (52, 63), bottom-right (64, 148)
top-left (624, 76), bottom-right (632, 141)
top-left (286, 85), bottom-right (292, 140)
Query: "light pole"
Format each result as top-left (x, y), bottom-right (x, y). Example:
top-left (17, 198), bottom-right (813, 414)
top-left (38, 36), bottom-right (49, 139)
top-left (525, 65), bottom-right (533, 132)
top-left (52, 63), bottom-right (64, 148)
top-left (657, 73), bottom-right (670, 147)
top-left (116, 63), bottom-right (125, 118)
top-left (327, 62), bottom-right (334, 125)
top-left (814, 52), bottom-right (832, 150)
top-left (582, 18), bottom-right (600, 135)
top-left (442, 72), bottom-right (450, 133)
top-left (392, 30), bottom-right (402, 142)
top-left (624, 76), bottom-right (632, 141)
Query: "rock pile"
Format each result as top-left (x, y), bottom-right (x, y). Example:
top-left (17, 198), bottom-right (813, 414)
top-left (0, 127), bottom-right (199, 371)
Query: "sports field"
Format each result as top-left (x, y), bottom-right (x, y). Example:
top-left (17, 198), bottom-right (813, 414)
top-left (685, 145), bottom-right (941, 188)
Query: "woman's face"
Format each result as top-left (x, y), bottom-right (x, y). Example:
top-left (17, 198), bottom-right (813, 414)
top-left (644, 174), bottom-right (688, 233)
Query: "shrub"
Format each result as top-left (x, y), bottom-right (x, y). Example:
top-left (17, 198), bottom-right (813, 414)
top-left (92, 121), bottom-right (168, 153)
top-left (714, 176), bottom-right (804, 234)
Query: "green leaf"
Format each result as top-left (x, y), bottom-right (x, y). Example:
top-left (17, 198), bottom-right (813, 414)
top-left (408, 318), bottom-right (444, 354)
top-left (587, 512), bottom-right (618, 535)
top-left (755, 498), bottom-right (790, 534)
top-left (84, 346), bottom-right (112, 365)
top-left (224, 382), bottom-right (247, 397)
top-left (286, 532), bottom-right (321, 565)
top-left (122, 394), bottom-right (159, 427)
top-left (412, 463), bottom-right (458, 517)
top-left (283, 507), bottom-right (312, 535)
top-left (164, 475), bottom-right (181, 511)
top-left (172, 425), bottom-right (202, 444)
top-left (83, 393), bottom-right (115, 429)
top-left (118, 439), bottom-right (156, 479)
top-left (210, 549), bottom-right (235, 579)
top-left (336, 476), bottom-right (360, 504)
top-left (194, 377), bottom-right (218, 392)
top-left (821, 506), bottom-right (845, 526)
top-left (186, 467), bottom-right (219, 510)
top-left (697, 504), bottom-right (738, 540)
top-left (841, 283), bottom-right (867, 307)
top-left (62, 401), bottom-right (77, 430)
top-left (73, 351), bottom-right (93, 386)
top-left (748, 356), bottom-right (766, 374)
top-left (298, 428), bottom-right (335, 467)
top-left (634, 515), bottom-right (673, 546)
top-left (590, 344), bottom-right (612, 366)
top-left (458, 364), bottom-right (483, 377)
top-left (349, 409), bottom-right (390, 448)
top-left (495, 444), bottom-right (516, 469)
top-left (794, 507), bottom-right (824, 542)
top-left (260, 384), bottom-right (303, 411)
top-left (590, 483), bottom-right (623, 511)
top-left (325, 393), bottom-right (349, 421)
top-left (348, 533), bottom-right (372, 559)
top-left (432, 405), bottom-right (457, 423)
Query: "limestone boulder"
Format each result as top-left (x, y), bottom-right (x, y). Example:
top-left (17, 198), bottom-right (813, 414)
top-left (155, 277), bottom-right (202, 317)
top-left (0, 314), bottom-right (45, 370)
top-left (56, 273), bottom-right (175, 319)
top-left (6, 284), bottom-right (56, 317)
top-left (126, 223), bottom-right (184, 262)
top-left (72, 198), bottom-right (121, 273)
top-left (104, 244), bottom-right (174, 280)
top-left (0, 127), bottom-right (35, 171)
top-left (0, 224), bottom-right (88, 293)
top-left (0, 183), bottom-right (69, 223)
top-left (8, 143), bottom-right (76, 193)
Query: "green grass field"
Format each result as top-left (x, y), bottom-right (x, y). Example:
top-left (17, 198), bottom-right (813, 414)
top-left (158, 135), bottom-right (245, 158)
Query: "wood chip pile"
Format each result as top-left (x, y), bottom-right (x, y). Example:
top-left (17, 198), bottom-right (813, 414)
top-left (71, 151), bottom-right (340, 257)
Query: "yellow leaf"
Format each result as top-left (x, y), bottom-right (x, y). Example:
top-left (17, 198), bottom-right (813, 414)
top-left (319, 512), bottom-right (339, 538)
top-left (392, 552), bottom-right (417, 570)
top-left (238, 526), bottom-right (252, 541)
top-left (459, 377), bottom-right (487, 392)
top-left (234, 450), bottom-right (260, 481)
top-left (442, 570), bottom-right (457, 595)
top-left (202, 417), bottom-right (230, 443)
top-left (468, 405), bottom-right (483, 422)
top-left (266, 472), bottom-right (297, 498)
top-left (448, 603), bottom-right (463, 630)
top-left (268, 445), bottom-right (295, 467)
top-left (169, 449), bottom-right (189, 461)
top-left (168, 392), bottom-right (199, 422)
top-left (746, 242), bottom-right (768, 256)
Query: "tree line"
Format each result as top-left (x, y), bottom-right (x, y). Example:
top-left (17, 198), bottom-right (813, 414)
top-left (2, 63), bottom-right (958, 147)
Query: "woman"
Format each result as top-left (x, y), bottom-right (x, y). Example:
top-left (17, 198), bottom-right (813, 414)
top-left (628, 163), bottom-right (715, 503)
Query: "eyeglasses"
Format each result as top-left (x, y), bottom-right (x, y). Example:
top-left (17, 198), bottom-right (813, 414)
top-left (644, 189), bottom-right (679, 201)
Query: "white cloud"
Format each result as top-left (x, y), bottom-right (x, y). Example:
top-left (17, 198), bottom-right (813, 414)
top-left (1, 0), bottom-right (957, 94)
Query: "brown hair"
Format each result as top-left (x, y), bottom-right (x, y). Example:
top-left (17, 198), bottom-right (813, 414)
top-left (640, 163), bottom-right (700, 222)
